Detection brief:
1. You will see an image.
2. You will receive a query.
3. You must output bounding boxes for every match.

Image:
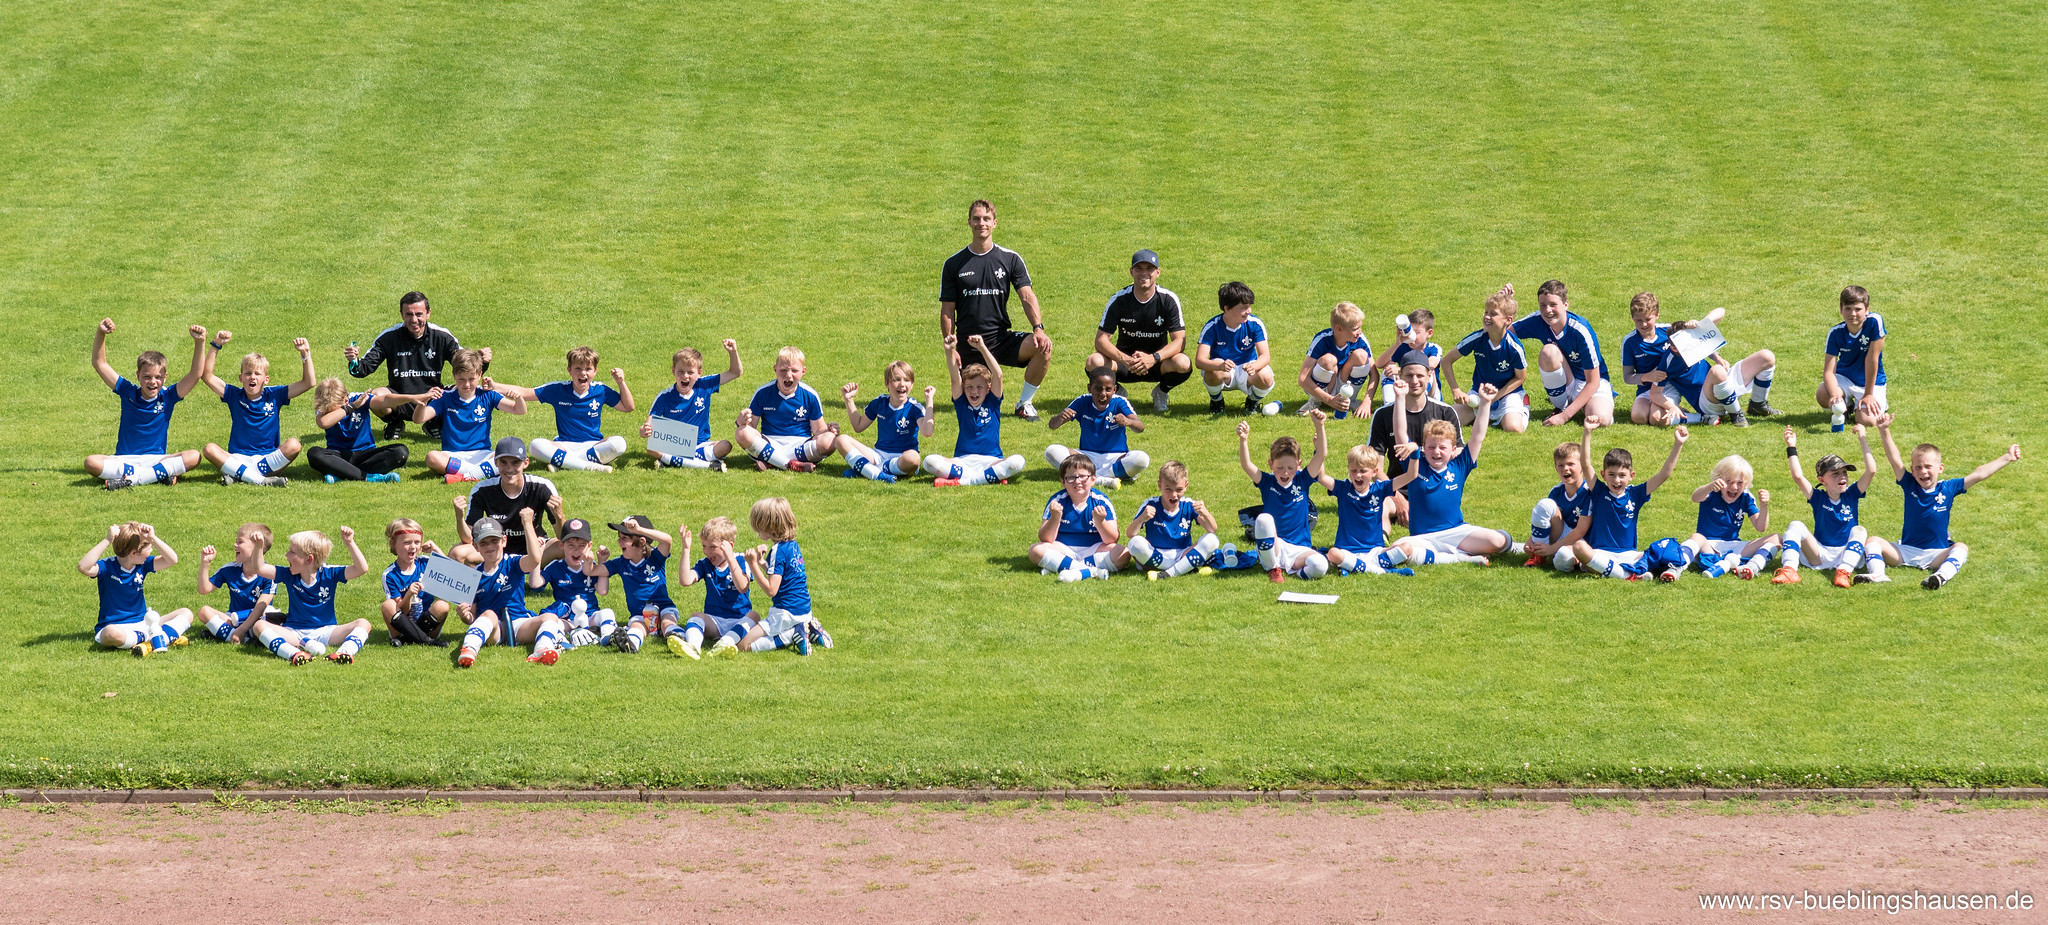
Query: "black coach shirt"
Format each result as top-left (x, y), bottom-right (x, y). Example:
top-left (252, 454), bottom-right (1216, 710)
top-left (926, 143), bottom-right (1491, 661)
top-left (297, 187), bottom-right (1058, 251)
top-left (1367, 399), bottom-right (1465, 463)
top-left (1098, 286), bottom-right (1185, 356)
top-left (348, 323), bottom-right (468, 397)
top-left (941, 244), bottom-right (1032, 340)
top-left (466, 474), bottom-right (558, 556)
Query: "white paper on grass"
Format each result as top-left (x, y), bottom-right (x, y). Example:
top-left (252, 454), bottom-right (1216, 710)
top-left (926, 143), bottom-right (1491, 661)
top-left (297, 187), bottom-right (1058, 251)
top-left (421, 554), bottom-right (482, 605)
top-left (646, 417), bottom-right (701, 458)
top-left (1669, 318), bottom-right (1727, 368)
top-left (1278, 591), bottom-right (1340, 605)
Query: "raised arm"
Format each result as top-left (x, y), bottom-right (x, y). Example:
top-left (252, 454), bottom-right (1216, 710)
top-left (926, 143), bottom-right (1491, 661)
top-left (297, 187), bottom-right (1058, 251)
top-left (196, 545), bottom-right (220, 594)
top-left (1390, 446), bottom-right (1421, 491)
top-left (78, 529), bottom-right (113, 576)
top-left (1643, 425), bottom-right (1688, 494)
top-left (945, 335), bottom-right (965, 399)
top-left (90, 319), bottom-right (122, 391)
top-left (1875, 414), bottom-right (1905, 481)
top-left (1784, 425), bottom-right (1814, 498)
top-left (1091, 501), bottom-right (1118, 546)
top-left (1852, 424), bottom-right (1876, 494)
top-left (451, 495), bottom-right (474, 547)
top-left (1124, 498), bottom-right (1155, 541)
top-left (1466, 384), bottom-right (1498, 460)
top-left (346, 332), bottom-right (385, 379)
top-left (1306, 409), bottom-right (1328, 476)
top-left (718, 339), bottom-right (744, 385)
top-left (1752, 488), bottom-right (1771, 534)
top-left (285, 338), bottom-right (316, 399)
top-left (140, 523), bottom-right (177, 568)
top-left (1237, 420), bottom-right (1260, 482)
top-left (1964, 444), bottom-right (2022, 489)
top-left (1690, 478), bottom-right (1723, 505)
top-left (198, 329), bottom-right (232, 397)
top-left (971, 334), bottom-right (1003, 398)
top-left (177, 325), bottom-right (210, 398)
top-left (611, 367), bottom-right (636, 414)
top-left (919, 386), bottom-right (938, 437)
top-left (842, 383), bottom-right (872, 432)
top-left (338, 526), bottom-right (370, 581)
top-left (1038, 497), bottom-right (1064, 543)
top-left (490, 382), bottom-right (528, 414)
top-left (744, 546), bottom-right (780, 598)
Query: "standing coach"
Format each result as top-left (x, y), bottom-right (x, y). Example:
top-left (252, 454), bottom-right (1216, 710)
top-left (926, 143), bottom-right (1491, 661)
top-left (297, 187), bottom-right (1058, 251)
top-left (940, 199), bottom-right (1052, 422)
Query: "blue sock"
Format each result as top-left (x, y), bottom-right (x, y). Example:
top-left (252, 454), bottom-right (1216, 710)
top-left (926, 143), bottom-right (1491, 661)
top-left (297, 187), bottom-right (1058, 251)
top-left (666, 454), bottom-right (689, 467)
top-left (212, 621), bottom-right (233, 641)
top-left (947, 463), bottom-right (964, 480)
top-left (1702, 554), bottom-right (1729, 577)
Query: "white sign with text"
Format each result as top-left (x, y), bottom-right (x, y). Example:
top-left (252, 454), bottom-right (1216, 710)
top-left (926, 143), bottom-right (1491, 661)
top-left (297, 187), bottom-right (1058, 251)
top-left (421, 554), bottom-right (481, 606)
top-left (646, 417), bottom-right (701, 459)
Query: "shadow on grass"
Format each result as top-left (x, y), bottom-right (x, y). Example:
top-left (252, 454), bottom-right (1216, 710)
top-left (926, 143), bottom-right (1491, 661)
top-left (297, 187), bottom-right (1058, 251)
top-left (18, 632), bottom-right (94, 648)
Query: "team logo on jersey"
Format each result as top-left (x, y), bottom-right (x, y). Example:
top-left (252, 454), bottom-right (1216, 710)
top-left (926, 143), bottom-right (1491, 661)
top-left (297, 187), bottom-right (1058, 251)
top-left (1239, 335), bottom-right (1253, 349)
top-left (1442, 472), bottom-right (1458, 488)
top-left (1567, 350), bottom-right (1584, 365)
top-left (993, 267), bottom-right (1006, 282)
top-left (895, 416), bottom-right (913, 433)
top-left (424, 348), bottom-right (437, 361)
top-left (1495, 360), bottom-right (1513, 372)
top-left (1932, 494), bottom-right (1951, 512)
top-left (793, 406), bottom-right (808, 420)
top-left (300, 580), bottom-right (333, 606)
top-left (259, 401), bottom-right (275, 414)
top-left (1621, 499), bottom-right (1637, 517)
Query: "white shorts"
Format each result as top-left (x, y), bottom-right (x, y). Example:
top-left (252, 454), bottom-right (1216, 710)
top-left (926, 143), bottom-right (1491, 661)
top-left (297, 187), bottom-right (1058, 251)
top-left (1594, 549), bottom-right (1646, 577)
top-left (1831, 375), bottom-right (1888, 412)
top-left (760, 607), bottom-right (814, 636)
top-left (1409, 523), bottom-right (1498, 555)
top-left (953, 453), bottom-right (1001, 471)
top-left (1561, 375), bottom-right (1615, 407)
top-left (447, 449), bottom-right (497, 474)
top-left (765, 433), bottom-right (819, 461)
top-left (1267, 538), bottom-right (1319, 574)
top-left (1484, 389), bottom-right (1530, 425)
top-left (99, 454), bottom-right (174, 476)
top-left (543, 438), bottom-right (607, 458)
top-left (97, 609), bottom-right (162, 646)
top-left (1894, 544), bottom-right (1948, 569)
top-left (1809, 543), bottom-right (1846, 565)
top-left (1698, 538), bottom-right (1750, 558)
top-left (1059, 542), bottom-right (1106, 561)
top-left (1076, 450), bottom-right (1136, 474)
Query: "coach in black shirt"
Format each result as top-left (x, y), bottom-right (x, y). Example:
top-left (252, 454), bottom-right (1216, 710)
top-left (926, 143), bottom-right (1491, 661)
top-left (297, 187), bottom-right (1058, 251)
top-left (1087, 249), bottom-right (1193, 414)
top-left (1370, 356), bottom-right (1464, 523)
top-left (940, 199), bottom-right (1051, 421)
top-left (452, 438), bottom-right (562, 559)
top-left (345, 291), bottom-right (489, 439)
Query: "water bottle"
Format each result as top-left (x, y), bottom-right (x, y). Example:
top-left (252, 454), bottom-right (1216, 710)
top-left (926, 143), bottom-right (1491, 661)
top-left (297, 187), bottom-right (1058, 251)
top-left (1394, 314), bottom-right (1412, 336)
top-left (1829, 400), bottom-right (1846, 432)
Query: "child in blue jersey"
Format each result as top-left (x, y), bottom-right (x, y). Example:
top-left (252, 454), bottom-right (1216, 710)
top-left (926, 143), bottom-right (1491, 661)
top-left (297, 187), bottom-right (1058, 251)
top-left (309, 379), bottom-right (408, 482)
top-left (252, 528), bottom-right (375, 665)
top-left (199, 333), bottom-right (315, 486)
top-left (197, 523), bottom-right (277, 644)
top-left (1778, 424), bottom-right (1890, 587)
top-left (1875, 415), bottom-right (2022, 590)
top-left (1621, 297), bottom-right (1779, 428)
top-left (1297, 301), bottom-right (1374, 419)
top-left (603, 515), bottom-right (681, 655)
top-left (537, 518), bottom-right (612, 649)
top-left (1030, 454), bottom-right (1125, 582)
top-left (837, 360), bottom-right (936, 483)
top-left (735, 346), bottom-right (840, 472)
top-left (1372, 309), bottom-right (1444, 406)
top-left (1196, 281), bottom-right (1278, 415)
top-left (925, 334), bottom-right (1027, 486)
top-left (1524, 429), bottom-right (1597, 571)
top-left (1119, 460), bottom-right (1222, 579)
top-left (451, 515), bottom-right (565, 666)
top-left (86, 319), bottom-right (208, 490)
top-left (417, 348), bottom-right (529, 483)
top-left (1567, 425), bottom-right (1688, 579)
top-left (1389, 381), bottom-right (1521, 566)
top-left (78, 522), bottom-right (192, 657)
top-left (1239, 413), bottom-right (1329, 581)
top-left (677, 517), bottom-right (755, 659)
top-left (1677, 455), bottom-right (1780, 581)
top-left (380, 518), bottom-right (449, 647)
top-left (1046, 371), bottom-right (1151, 489)
top-left (1311, 444), bottom-right (1414, 577)
top-left (644, 342), bottom-right (743, 471)
top-left (1818, 286), bottom-right (1888, 428)
top-left (522, 346), bottom-right (636, 473)
top-left (1509, 280), bottom-right (1615, 427)
top-left (741, 497), bottom-right (830, 654)
top-left (1443, 288), bottom-right (1530, 434)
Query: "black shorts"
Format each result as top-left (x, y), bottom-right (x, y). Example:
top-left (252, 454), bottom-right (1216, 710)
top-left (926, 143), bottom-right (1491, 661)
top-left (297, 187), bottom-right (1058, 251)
top-left (978, 329), bottom-right (1036, 369)
top-left (1111, 360), bottom-right (1178, 383)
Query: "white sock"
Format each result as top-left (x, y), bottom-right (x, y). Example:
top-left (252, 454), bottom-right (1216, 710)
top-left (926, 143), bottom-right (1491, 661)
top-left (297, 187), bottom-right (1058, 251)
top-left (1750, 367), bottom-right (1775, 403)
top-left (1864, 548), bottom-right (1886, 578)
top-left (882, 457), bottom-right (912, 477)
top-left (258, 625), bottom-right (303, 662)
top-left (455, 457), bottom-right (493, 480)
top-left (225, 454), bottom-right (267, 484)
top-left (338, 626), bottom-right (368, 657)
top-left (1018, 383), bottom-right (1040, 407)
top-left (1248, 381), bottom-right (1272, 400)
top-left (665, 452), bottom-right (712, 469)
top-left (1207, 381), bottom-right (1225, 399)
top-left (1935, 548), bottom-right (1967, 581)
top-left (1254, 513), bottom-right (1278, 569)
top-left (1045, 445), bottom-right (1072, 469)
top-left (1838, 526), bottom-right (1868, 571)
top-left (594, 435), bottom-right (628, 463)
top-left (1116, 451), bottom-right (1150, 480)
top-left (1710, 378), bottom-right (1739, 408)
top-left (765, 441), bottom-right (802, 469)
top-left (1127, 536), bottom-right (1161, 570)
top-left (1330, 548), bottom-right (1362, 573)
top-left (1540, 366), bottom-right (1570, 403)
top-left (1299, 555), bottom-right (1328, 579)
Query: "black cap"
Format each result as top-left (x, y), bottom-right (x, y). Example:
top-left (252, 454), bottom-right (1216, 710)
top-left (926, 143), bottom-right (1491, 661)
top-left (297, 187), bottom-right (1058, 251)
top-left (493, 435), bottom-right (527, 462)
top-left (1131, 249), bottom-right (1160, 269)
top-left (562, 518), bottom-right (592, 542)
top-left (1815, 453), bottom-right (1857, 476)
top-left (607, 515), bottom-right (654, 534)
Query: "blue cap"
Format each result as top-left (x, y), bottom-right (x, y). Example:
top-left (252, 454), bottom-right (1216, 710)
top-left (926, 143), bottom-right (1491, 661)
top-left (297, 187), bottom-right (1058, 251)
top-left (1131, 249), bottom-right (1160, 268)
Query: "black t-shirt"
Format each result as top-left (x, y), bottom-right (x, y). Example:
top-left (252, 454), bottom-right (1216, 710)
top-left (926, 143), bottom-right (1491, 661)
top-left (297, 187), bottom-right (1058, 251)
top-left (466, 474), bottom-right (558, 556)
top-left (1368, 399), bottom-right (1465, 463)
top-left (348, 323), bottom-right (469, 396)
top-left (940, 244), bottom-right (1032, 339)
top-left (1098, 286), bottom-right (1185, 356)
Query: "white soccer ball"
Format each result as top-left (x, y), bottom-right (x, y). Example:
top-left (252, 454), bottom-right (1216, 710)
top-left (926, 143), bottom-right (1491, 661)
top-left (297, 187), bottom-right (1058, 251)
top-left (1464, 391), bottom-right (1484, 408)
top-left (1260, 401), bottom-right (1281, 416)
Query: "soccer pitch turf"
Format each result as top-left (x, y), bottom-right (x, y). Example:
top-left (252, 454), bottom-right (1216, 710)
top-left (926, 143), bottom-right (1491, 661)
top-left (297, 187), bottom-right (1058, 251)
top-left (1, 0), bottom-right (2043, 791)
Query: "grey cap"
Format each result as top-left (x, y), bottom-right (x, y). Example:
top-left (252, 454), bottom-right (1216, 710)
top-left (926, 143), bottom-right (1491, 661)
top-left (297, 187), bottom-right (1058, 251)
top-left (471, 516), bottom-right (507, 542)
top-left (1815, 453), bottom-right (1857, 476)
top-left (1131, 249), bottom-right (1160, 268)
top-left (562, 518), bottom-right (592, 542)
top-left (493, 435), bottom-right (527, 462)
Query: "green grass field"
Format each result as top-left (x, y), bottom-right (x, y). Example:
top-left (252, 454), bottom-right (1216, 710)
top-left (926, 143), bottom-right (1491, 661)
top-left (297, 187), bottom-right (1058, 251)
top-left (3, 0), bottom-right (2044, 791)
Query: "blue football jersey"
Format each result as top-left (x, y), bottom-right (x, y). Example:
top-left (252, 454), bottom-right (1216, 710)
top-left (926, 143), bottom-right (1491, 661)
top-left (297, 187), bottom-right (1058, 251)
top-left (540, 558), bottom-right (602, 610)
top-left (1306, 328), bottom-right (1373, 368)
top-left (534, 381), bottom-right (619, 443)
top-left (209, 563), bottom-right (276, 613)
top-left (1045, 490), bottom-right (1117, 547)
top-left (1066, 394), bottom-right (1136, 454)
top-left (1256, 471), bottom-right (1316, 546)
top-left (1897, 476), bottom-right (1965, 549)
top-left (94, 556), bottom-right (157, 629)
top-left (1329, 478), bottom-right (1396, 552)
top-left (471, 554), bottom-right (532, 623)
top-left (1586, 483), bottom-right (1653, 553)
top-left (1546, 482), bottom-right (1595, 534)
top-left (649, 379), bottom-right (723, 439)
top-left (112, 378), bottom-right (186, 456)
top-left (1807, 484), bottom-right (1865, 547)
top-left (692, 556), bottom-right (753, 619)
top-left (1453, 329), bottom-right (1527, 390)
top-left (382, 559), bottom-right (438, 615)
top-left (223, 384), bottom-right (292, 456)
top-left (952, 392), bottom-right (1005, 457)
top-left (1826, 314), bottom-right (1888, 387)
top-left (429, 388), bottom-right (502, 452)
top-left (280, 565), bottom-right (350, 631)
top-left (1137, 496), bottom-right (1199, 551)
top-left (324, 393), bottom-right (376, 453)
top-left (764, 540), bottom-right (811, 614)
top-left (1620, 326), bottom-right (1672, 397)
top-left (1199, 314), bottom-right (1267, 366)
top-left (1512, 311), bottom-right (1611, 383)
top-left (1695, 491), bottom-right (1759, 542)
top-left (605, 548), bottom-right (675, 614)
top-left (1406, 448), bottom-right (1476, 536)
top-left (748, 382), bottom-right (825, 438)
top-left (863, 396), bottom-right (927, 455)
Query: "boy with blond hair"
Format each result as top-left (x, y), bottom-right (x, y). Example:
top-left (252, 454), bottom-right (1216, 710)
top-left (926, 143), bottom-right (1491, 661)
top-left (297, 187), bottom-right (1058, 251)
top-left (1310, 443), bottom-right (1413, 577)
top-left (1875, 415), bottom-right (2021, 589)
top-left (87, 319), bottom-right (207, 489)
top-left (1297, 301), bottom-right (1373, 419)
top-left (523, 346), bottom-right (636, 472)
top-left (200, 332), bottom-right (315, 486)
top-left (1390, 381), bottom-right (1521, 566)
top-left (838, 360), bottom-right (936, 483)
top-left (1240, 412), bottom-right (1329, 581)
top-left (197, 523), bottom-right (278, 644)
top-left (736, 346), bottom-right (839, 472)
top-left (925, 335), bottom-right (1027, 486)
top-left (677, 517), bottom-right (755, 658)
top-left (1120, 460), bottom-right (1221, 579)
top-left (1444, 286), bottom-right (1530, 434)
top-left (1677, 454), bottom-right (1780, 580)
top-left (644, 340), bottom-right (743, 470)
top-left (417, 348), bottom-right (529, 482)
top-left (79, 522), bottom-right (192, 656)
top-left (252, 527), bottom-right (374, 665)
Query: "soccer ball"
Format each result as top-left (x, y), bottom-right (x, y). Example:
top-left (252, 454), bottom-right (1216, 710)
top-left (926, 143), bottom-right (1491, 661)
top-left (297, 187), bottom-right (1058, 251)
top-left (1259, 401), bottom-right (1281, 416)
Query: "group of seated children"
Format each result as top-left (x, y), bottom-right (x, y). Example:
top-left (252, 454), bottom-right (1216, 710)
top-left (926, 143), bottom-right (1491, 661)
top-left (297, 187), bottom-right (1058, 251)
top-left (83, 497), bottom-right (832, 664)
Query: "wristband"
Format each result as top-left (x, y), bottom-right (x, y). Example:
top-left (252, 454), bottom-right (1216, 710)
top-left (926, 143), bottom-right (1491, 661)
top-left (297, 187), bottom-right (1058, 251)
top-left (1152, 352), bottom-right (1163, 365)
top-left (1786, 446), bottom-right (1799, 458)
top-left (208, 341), bottom-right (223, 351)
top-left (1032, 323), bottom-right (1045, 331)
